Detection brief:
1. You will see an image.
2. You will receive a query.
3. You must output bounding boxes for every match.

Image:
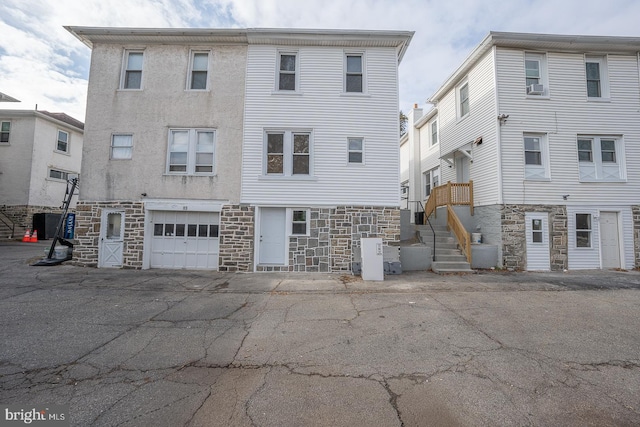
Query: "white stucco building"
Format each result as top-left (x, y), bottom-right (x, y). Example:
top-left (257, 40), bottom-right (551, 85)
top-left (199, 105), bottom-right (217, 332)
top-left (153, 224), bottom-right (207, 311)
top-left (0, 109), bottom-right (83, 238)
top-left (67, 26), bottom-right (413, 271)
top-left (402, 32), bottom-right (640, 271)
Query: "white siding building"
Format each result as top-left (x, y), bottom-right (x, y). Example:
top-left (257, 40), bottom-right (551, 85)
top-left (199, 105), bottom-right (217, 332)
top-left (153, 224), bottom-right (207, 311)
top-left (67, 27), bottom-right (413, 272)
top-left (403, 32), bottom-right (640, 271)
top-left (0, 110), bottom-right (83, 237)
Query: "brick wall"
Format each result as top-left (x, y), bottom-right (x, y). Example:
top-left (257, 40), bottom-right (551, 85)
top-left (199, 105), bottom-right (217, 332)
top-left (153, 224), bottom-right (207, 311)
top-left (501, 204), bottom-right (567, 271)
top-left (219, 205), bottom-right (254, 272)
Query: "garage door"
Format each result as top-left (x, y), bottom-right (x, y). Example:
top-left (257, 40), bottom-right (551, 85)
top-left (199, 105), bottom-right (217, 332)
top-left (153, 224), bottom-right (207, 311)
top-left (150, 211), bottom-right (219, 269)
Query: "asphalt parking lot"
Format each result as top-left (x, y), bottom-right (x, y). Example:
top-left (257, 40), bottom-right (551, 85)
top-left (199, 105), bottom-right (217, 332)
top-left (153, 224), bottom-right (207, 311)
top-left (1, 241), bottom-right (640, 426)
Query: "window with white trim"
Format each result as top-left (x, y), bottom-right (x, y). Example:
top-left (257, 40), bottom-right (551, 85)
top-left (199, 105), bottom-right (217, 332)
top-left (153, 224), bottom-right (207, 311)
top-left (577, 135), bottom-right (624, 181)
top-left (585, 56), bottom-right (609, 99)
top-left (292, 210), bottom-right (309, 235)
top-left (457, 81), bottom-right (469, 118)
top-left (121, 50), bottom-right (144, 89)
top-left (401, 180), bottom-right (409, 208)
top-left (424, 167), bottom-right (440, 198)
top-left (277, 52), bottom-right (297, 91)
top-left (524, 52), bottom-right (548, 96)
top-left (56, 130), bottom-right (69, 153)
top-left (265, 130), bottom-right (311, 176)
top-left (167, 128), bottom-right (215, 175)
top-left (1, 121), bottom-right (10, 143)
top-left (48, 168), bottom-right (74, 181)
top-left (531, 218), bottom-right (543, 243)
top-left (345, 53), bottom-right (364, 93)
top-left (524, 133), bottom-right (549, 180)
top-left (347, 137), bottom-right (363, 164)
top-left (431, 120), bottom-right (438, 145)
top-left (575, 213), bottom-right (592, 248)
top-left (188, 51), bottom-right (209, 90)
top-left (111, 134), bottom-right (133, 159)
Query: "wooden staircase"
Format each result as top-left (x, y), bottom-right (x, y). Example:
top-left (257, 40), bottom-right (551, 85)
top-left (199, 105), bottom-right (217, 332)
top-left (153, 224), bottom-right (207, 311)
top-left (417, 224), bottom-right (474, 274)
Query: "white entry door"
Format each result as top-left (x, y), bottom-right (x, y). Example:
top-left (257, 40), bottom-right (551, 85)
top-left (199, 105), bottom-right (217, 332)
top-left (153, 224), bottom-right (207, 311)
top-left (455, 155), bottom-right (470, 183)
top-left (259, 208), bottom-right (286, 265)
top-left (99, 210), bottom-right (124, 268)
top-left (600, 211), bottom-right (621, 268)
top-left (525, 212), bottom-right (550, 271)
top-left (150, 211), bottom-right (219, 270)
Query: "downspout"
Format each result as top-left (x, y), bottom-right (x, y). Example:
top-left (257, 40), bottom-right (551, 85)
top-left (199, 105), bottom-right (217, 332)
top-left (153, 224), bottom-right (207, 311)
top-left (493, 46), bottom-right (504, 205)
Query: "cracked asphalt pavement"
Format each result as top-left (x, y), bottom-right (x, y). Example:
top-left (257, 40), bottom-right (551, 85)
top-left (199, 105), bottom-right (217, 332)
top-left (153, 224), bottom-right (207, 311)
top-left (1, 241), bottom-right (640, 426)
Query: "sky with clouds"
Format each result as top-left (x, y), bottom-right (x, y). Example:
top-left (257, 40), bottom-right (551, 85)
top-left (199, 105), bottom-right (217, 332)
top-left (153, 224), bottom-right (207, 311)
top-left (1, 0), bottom-right (640, 122)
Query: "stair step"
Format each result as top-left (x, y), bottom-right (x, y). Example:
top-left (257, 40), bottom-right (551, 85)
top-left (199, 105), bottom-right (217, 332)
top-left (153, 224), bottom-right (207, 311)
top-left (435, 254), bottom-right (468, 262)
top-left (432, 261), bottom-right (474, 274)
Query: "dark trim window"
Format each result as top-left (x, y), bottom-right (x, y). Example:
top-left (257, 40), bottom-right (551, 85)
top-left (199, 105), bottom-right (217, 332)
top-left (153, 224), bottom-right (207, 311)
top-left (1, 121), bottom-right (10, 143)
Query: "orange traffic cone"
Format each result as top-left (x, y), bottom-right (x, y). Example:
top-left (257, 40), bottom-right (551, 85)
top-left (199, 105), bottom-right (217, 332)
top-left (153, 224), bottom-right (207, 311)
top-left (22, 229), bottom-right (31, 242)
top-left (29, 230), bottom-right (38, 243)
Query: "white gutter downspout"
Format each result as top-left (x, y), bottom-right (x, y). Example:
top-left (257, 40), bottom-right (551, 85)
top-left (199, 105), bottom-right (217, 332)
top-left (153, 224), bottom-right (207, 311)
top-left (493, 46), bottom-right (504, 205)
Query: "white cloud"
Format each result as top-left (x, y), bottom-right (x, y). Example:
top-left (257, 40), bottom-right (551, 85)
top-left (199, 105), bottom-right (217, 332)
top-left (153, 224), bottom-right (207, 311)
top-left (1, 0), bottom-right (640, 120)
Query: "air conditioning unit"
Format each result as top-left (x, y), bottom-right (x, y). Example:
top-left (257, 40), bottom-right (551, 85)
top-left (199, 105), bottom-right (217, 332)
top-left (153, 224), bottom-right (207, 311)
top-left (527, 84), bottom-right (544, 95)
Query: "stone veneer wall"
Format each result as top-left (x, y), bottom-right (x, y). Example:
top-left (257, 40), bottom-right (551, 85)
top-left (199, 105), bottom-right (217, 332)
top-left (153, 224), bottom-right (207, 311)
top-left (256, 206), bottom-right (400, 273)
top-left (0, 204), bottom-right (68, 230)
top-left (501, 204), bottom-right (567, 271)
top-left (73, 201), bottom-right (145, 268)
top-left (219, 205), bottom-right (254, 272)
top-left (633, 206), bottom-right (640, 269)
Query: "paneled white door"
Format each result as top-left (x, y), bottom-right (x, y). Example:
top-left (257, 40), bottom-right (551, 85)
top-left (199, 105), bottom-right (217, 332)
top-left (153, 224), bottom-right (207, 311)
top-left (525, 212), bottom-right (550, 271)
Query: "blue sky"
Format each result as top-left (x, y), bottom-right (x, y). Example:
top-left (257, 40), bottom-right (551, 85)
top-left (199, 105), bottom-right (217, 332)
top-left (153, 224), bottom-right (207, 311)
top-left (1, 0), bottom-right (640, 121)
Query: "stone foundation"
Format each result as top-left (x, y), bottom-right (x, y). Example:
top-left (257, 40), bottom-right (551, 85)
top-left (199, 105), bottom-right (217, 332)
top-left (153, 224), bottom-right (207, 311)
top-left (219, 205), bottom-right (254, 272)
top-left (501, 204), bottom-right (567, 271)
top-left (0, 204), bottom-right (69, 231)
top-left (633, 206), bottom-right (640, 268)
top-left (72, 201), bottom-right (145, 268)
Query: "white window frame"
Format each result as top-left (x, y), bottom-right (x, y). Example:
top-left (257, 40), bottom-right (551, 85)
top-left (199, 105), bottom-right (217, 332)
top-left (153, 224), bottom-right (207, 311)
top-left (423, 167), bottom-right (440, 199)
top-left (523, 133), bottom-right (550, 180)
top-left (577, 135), bottom-right (625, 182)
top-left (276, 51), bottom-right (299, 92)
top-left (111, 134), bottom-right (133, 160)
top-left (585, 55), bottom-right (610, 100)
top-left (120, 49), bottom-right (144, 90)
top-left (344, 52), bottom-right (366, 94)
top-left (263, 130), bottom-right (313, 177)
top-left (524, 52), bottom-right (549, 97)
top-left (0, 121), bottom-right (10, 144)
top-left (56, 129), bottom-right (69, 153)
top-left (166, 128), bottom-right (216, 176)
top-left (48, 168), bottom-right (74, 182)
top-left (347, 137), bottom-right (364, 164)
top-left (290, 209), bottom-right (310, 236)
top-left (187, 50), bottom-right (210, 91)
top-left (430, 120), bottom-right (438, 146)
top-left (457, 80), bottom-right (470, 119)
top-left (575, 213), bottom-right (592, 249)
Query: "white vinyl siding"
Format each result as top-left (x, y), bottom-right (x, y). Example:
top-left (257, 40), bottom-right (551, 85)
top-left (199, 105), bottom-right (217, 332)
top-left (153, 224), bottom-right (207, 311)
top-left (242, 45), bottom-right (400, 206)
top-left (496, 48), bottom-right (640, 206)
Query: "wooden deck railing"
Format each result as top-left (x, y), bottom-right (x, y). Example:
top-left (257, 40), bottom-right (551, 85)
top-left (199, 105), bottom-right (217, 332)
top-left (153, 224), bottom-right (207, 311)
top-left (423, 181), bottom-right (474, 264)
top-left (447, 205), bottom-right (472, 264)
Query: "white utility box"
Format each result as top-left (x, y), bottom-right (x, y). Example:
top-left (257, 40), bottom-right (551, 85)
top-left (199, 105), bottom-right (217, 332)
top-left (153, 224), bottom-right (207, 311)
top-left (361, 237), bottom-right (384, 281)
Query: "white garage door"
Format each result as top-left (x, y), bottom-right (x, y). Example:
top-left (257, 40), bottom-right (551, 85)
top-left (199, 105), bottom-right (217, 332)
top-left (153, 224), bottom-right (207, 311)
top-left (150, 211), bottom-right (219, 270)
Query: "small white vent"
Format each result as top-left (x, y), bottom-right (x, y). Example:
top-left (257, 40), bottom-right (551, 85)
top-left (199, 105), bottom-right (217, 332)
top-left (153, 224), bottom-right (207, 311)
top-left (527, 84), bottom-right (544, 95)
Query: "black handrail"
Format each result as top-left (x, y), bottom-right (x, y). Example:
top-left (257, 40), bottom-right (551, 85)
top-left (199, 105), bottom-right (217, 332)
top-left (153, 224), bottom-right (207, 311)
top-left (415, 200), bottom-right (436, 262)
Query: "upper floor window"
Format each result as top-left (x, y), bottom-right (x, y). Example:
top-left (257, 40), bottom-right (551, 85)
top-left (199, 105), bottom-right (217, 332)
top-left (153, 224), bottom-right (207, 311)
top-left (265, 130), bottom-right (312, 176)
top-left (56, 130), bottom-right (69, 153)
top-left (189, 51), bottom-right (209, 90)
top-left (167, 128), bottom-right (215, 175)
top-left (0, 121), bottom-right (10, 143)
top-left (121, 50), bottom-right (143, 90)
top-left (523, 133), bottom-right (549, 180)
top-left (345, 53), bottom-right (364, 93)
top-left (348, 137), bottom-right (363, 164)
top-left (585, 56), bottom-right (609, 99)
top-left (577, 135), bottom-right (624, 181)
top-left (524, 52), bottom-right (548, 96)
top-left (278, 52), bottom-right (297, 91)
top-left (111, 134), bottom-right (133, 160)
top-left (431, 121), bottom-right (438, 145)
top-left (457, 81), bottom-right (469, 118)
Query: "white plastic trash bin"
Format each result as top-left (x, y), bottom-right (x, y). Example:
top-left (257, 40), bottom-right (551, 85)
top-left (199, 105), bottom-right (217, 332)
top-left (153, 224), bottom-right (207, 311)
top-left (54, 246), bottom-right (67, 259)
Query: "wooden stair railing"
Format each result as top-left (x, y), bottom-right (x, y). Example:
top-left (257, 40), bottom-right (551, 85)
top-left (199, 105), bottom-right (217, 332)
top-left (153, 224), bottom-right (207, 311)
top-left (447, 205), bottom-right (472, 264)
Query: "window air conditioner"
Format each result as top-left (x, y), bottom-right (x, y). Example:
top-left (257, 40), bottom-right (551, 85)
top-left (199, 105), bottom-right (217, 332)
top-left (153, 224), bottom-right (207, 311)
top-left (527, 84), bottom-right (544, 95)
